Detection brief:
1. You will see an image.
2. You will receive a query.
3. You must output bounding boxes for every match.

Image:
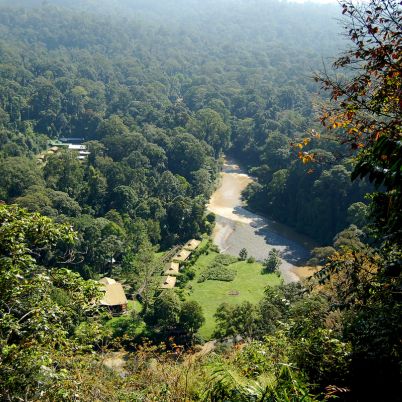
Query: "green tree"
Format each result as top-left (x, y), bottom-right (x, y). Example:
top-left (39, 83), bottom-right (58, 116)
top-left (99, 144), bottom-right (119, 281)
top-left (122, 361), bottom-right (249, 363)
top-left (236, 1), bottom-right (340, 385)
top-left (0, 204), bottom-right (101, 400)
top-left (44, 151), bottom-right (85, 200)
top-left (347, 202), bottom-right (369, 229)
top-left (146, 290), bottom-right (181, 335)
top-left (96, 115), bottom-right (129, 139)
top-left (86, 166), bottom-right (107, 213)
top-left (126, 240), bottom-right (161, 313)
top-left (214, 301), bottom-right (261, 341)
top-left (238, 248), bottom-right (248, 261)
top-left (179, 300), bottom-right (205, 340)
top-left (263, 249), bottom-right (281, 274)
top-left (0, 157), bottom-right (43, 199)
top-left (187, 108), bottom-right (230, 155)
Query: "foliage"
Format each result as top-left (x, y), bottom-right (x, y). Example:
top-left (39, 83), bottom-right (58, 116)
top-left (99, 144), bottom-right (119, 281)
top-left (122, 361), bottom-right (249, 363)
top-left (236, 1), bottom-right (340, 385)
top-left (179, 300), bottom-right (205, 338)
top-left (204, 349), bottom-right (321, 402)
top-left (308, 246), bottom-right (336, 266)
top-left (316, 0), bottom-right (402, 246)
top-left (0, 204), bottom-right (102, 400)
top-left (198, 265), bottom-right (237, 282)
top-left (214, 301), bottom-right (261, 340)
top-left (214, 254), bottom-right (239, 266)
top-left (198, 255), bottom-right (238, 283)
top-left (311, 2), bottom-right (402, 398)
top-left (1, 1), bottom-right (401, 400)
top-left (239, 248), bottom-right (248, 261)
top-left (144, 291), bottom-right (204, 344)
top-left (262, 249), bottom-right (281, 274)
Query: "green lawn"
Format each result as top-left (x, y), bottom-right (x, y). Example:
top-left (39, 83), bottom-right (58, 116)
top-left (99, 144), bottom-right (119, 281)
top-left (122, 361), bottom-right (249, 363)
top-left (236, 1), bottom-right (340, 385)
top-left (106, 299), bottom-right (142, 326)
top-left (186, 251), bottom-right (281, 339)
top-left (128, 299), bottom-right (143, 313)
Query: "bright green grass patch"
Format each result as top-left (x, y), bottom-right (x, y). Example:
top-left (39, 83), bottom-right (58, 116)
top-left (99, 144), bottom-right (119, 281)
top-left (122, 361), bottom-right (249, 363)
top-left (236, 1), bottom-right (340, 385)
top-left (186, 251), bottom-right (281, 339)
top-left (128, 299), bottom-right (143, 313)
top-left (155, 251), bottom-right (166, 259)
top-left (106, 299), bottom-right (142, 326)
top-left (197, 236), bottom-right (210, 250)
top-left (105, 299), bottom-right (145, 338)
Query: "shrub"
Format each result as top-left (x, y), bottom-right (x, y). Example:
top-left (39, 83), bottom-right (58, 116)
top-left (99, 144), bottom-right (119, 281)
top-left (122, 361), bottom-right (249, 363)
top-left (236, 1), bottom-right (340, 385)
top-left (198, 264), bottom-right (236, 282)
top-left (239, 248), bottom-right (248, 260)
top-left (263, 249), bottom-right (281, 274)
top-left (214, 254), bottom-right (238, 266)
top-left (210, 244), bottom-right (220, 253)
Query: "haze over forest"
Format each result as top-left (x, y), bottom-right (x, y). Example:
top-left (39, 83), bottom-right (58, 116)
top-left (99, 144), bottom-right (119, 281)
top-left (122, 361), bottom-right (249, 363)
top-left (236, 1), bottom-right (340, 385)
top-left (0, 0), bottom-right (400, 401)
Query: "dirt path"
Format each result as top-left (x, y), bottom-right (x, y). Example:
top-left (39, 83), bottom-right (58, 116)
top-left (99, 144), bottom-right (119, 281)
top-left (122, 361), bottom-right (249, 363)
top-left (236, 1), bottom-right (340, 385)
top-left (184, 341), bottom-right (216, 366)
top-left (103, 351), bottom-right (128, 376)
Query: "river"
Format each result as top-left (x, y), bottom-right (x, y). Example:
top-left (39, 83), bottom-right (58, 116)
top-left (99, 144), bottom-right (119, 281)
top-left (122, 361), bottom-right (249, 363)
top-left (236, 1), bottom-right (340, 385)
top-left (207, 159), bottom-right (315, 283)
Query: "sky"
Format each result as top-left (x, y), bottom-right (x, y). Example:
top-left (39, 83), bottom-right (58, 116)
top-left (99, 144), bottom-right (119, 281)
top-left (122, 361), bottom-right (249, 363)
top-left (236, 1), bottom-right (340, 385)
top-left (288, 0), bottom-right (339, 3)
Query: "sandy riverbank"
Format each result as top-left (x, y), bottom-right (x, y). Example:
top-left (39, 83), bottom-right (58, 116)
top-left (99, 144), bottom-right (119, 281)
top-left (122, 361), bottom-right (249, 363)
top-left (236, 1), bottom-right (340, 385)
top-left (207, 159), bottom-right (314, 283)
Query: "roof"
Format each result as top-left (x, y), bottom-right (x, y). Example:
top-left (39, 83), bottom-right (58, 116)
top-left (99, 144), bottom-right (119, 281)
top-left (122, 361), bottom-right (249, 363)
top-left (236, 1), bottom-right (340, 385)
top-left (172, 248), bottom-right (192, 262)
top-left (68, 144), bottom-right (87, 150)
top-left (160, 275), bottom-right (176, 289)
top-left (60, 137), bottom-right (85, 142)
top-left (49, 140), bottom-right (67, 147)
top-left (184, 239), bottom-right (201, 251)
top-left (164, 262), bottom-right (180, 276)
top-left (49, 140), bottom-right (68, 148)
top-left (99, 277), bottom-right (116, 285)
top-left (99, 278), bottom-right (128, 306)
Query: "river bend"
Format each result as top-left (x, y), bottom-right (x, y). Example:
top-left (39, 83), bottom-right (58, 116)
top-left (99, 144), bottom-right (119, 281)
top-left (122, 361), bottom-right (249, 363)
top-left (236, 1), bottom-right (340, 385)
top-left (207, 159), bottom-right (314, 283)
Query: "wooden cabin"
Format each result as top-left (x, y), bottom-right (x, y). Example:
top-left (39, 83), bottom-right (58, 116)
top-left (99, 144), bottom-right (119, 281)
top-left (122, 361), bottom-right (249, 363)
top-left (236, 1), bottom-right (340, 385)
top-left (99, 277), bottom-right (128, 315)
top-left (172, 248), bottom-right (192, 262)
top-left (160, 276), bottom-right (177, 289)
top-left (164, 262), bottom-right (180, 276)
top-left (184, 239), bottom-right (201, 251)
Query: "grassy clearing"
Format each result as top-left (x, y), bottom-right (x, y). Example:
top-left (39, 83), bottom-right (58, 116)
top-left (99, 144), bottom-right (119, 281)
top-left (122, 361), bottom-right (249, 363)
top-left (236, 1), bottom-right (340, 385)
top-left (106, 299), bottom-right (142, 326)
top-left (197, 236), bottom-right (210, 250)
top-left (155, 250), bottom-right (166, 259)
top-left (128, 299), bottom-right (143, 313)
top-left (186, 251), bottom-right (281, 339)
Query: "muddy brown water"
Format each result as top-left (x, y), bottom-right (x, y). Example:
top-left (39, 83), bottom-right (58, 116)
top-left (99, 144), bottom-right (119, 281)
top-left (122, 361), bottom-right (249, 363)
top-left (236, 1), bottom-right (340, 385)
top-left (207, 159), bottom-right (315, 283)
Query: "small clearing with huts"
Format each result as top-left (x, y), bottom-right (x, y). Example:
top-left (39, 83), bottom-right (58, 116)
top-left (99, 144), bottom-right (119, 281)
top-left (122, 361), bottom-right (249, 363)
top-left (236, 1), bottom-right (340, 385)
top-left (160, 239), bottom-right (201, 289)
top-left (37, 138), bottom-right (90, 164)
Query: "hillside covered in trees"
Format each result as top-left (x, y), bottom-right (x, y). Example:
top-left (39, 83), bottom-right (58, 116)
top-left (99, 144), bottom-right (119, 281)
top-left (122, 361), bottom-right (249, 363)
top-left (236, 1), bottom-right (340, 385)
top-left (0, 0), bottom-right (357, 247)
top-left (0, 0), bottom-right (401, 401)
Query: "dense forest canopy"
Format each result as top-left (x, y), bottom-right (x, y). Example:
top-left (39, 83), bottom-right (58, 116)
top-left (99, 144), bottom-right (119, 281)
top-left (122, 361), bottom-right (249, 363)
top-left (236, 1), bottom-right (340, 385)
top-left (0, 0), bottom-right (401, 400)
top-left (0, 0), bottom-right (362, 244)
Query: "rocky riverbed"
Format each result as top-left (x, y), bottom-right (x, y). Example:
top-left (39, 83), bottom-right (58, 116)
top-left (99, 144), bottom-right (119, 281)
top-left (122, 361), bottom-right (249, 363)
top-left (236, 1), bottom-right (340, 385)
top-left (207, 159), bottom-right (315, 283)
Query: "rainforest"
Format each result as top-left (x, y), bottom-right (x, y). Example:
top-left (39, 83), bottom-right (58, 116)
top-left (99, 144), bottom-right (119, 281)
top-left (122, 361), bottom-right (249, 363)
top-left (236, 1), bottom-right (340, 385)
top-left (0, 0), bottom-right (401, 401)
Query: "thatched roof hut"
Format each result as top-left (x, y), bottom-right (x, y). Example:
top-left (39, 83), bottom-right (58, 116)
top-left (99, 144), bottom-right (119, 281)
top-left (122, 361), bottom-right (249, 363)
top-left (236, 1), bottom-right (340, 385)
top-left (184, 239), bottom-right (201, 251)
top-left (173, 248), bottom-right (192, 262)
top-left (164, 262), bottom-right (180, 276)
top-left (160, 276), bottom-right (176, 289)
top-left (99, 277), bottom-right (128, 313)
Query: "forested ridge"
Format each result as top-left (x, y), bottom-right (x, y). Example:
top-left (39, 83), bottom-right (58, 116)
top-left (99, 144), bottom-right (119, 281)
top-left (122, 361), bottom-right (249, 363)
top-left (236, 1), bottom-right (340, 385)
top-left (0, 0), bottom-right (368, 244)
top-left (0, 0), bottom-right (401, 401)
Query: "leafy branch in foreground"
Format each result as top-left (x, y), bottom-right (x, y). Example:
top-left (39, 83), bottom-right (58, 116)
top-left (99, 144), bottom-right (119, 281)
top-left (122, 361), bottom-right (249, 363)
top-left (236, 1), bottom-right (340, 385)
top-left (316, 0), bottom-right (402, 245)
top-left (0, 204), bottom-right (102, 401)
